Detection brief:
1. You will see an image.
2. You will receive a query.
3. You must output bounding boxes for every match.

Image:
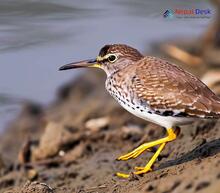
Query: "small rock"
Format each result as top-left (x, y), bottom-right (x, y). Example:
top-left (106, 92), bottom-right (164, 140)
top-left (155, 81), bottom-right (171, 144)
top-left (19, 181), bottom-right (54, 193)
top-left (26, 169), bottom-right (38, 181)
top-left (58, 150), bottom-right (65, 157)
top-left (201, 70), bottom-right (220, 96)
top-left (18, 138), bottom-right (32, 165)
top-left (85, 117), bottom-right (110, 133)
top-left (63, 142), bottom-right (86, 163)
top-left (32, 122), bottom-right (82, 161)
top-left (121, 125), bottom-right (142, 134)
top-left (121, 125), bottom-right (143, 142)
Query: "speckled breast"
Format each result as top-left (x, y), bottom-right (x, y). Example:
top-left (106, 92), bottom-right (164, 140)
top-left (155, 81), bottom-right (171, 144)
top-left (105, 74), bottom-right (149, 115)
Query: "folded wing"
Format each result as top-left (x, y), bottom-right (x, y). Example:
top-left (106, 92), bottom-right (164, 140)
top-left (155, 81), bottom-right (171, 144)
top-left (131, 57), bottom-right (220, 118)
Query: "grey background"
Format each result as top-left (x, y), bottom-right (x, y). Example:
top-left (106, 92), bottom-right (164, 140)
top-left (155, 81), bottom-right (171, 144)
top-left (0, 0), bottom-right (213, 130)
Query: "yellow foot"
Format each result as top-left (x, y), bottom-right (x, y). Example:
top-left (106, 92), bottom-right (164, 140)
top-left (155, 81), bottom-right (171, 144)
top-left (117, 147), bottom-right (151, 161)
top-left (116, 172), bottom-right (130, 178)
top-left (116, 128), bottom-right (178, 178)
top-left (116, 141), bottom-right (169, 178)
top-left (134, 166), bottom-right (152, 175)
top-left (134, 166), bottom-right (152, 171)
top-left (117, 128), bottom-right (177, 161)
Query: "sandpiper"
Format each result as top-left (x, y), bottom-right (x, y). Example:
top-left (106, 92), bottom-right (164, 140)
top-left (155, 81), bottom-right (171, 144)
top-left (59, 44), bottom-right (220, 178)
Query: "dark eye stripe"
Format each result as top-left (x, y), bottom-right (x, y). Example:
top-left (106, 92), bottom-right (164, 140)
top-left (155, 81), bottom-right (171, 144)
top-left (99, 45), bottom-right (111, 57)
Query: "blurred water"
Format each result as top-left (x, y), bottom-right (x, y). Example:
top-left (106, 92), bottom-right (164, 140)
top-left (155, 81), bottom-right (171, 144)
top-left (0, 0), bottom-right (213, 131)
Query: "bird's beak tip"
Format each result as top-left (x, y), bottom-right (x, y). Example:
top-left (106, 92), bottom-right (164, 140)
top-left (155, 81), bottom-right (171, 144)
top-left (58, 65), bottom-right (77, 71)
top-left (59, 59), bottom-right (98, 71)
top-left (58, 66), bottom-right (66, 71)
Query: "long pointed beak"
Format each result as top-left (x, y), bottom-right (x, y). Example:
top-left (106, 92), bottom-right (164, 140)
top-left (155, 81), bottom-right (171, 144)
top-left (59, 59), bottom-right (99, 71)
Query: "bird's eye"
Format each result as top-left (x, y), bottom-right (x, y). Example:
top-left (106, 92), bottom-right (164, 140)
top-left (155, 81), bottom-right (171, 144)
top-left (108, 54), bottom-right (117, 63)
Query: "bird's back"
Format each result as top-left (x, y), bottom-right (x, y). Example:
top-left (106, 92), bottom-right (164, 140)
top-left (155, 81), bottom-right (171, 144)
top-left (107, 56), bottom-right (220, 119)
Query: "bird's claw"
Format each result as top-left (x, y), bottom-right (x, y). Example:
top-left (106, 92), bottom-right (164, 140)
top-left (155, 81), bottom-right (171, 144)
top-left (134, 166), bottom-right (152, 172)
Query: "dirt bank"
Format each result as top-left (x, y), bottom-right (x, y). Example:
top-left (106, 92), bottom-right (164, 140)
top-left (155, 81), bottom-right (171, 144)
top-left (0, 64), bottom-right (220, 193)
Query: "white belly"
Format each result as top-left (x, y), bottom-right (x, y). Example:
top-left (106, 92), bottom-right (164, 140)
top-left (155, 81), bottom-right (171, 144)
top-left (118, 99), bottom-right (196, 129)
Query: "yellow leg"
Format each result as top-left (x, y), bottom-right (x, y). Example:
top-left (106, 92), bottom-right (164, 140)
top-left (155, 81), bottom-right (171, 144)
top-left (116, 128), bottom-right (177, 178)
top-left (117, 128), bottom-right (176, 161)
top-left (134, 142), bottom-right (166, 174)
top-left (117, 143), bottom-right (166, 178)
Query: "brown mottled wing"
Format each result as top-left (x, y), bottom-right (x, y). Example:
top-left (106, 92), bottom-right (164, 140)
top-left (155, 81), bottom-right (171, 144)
top-left (132, 57), bottom-right (220, 118)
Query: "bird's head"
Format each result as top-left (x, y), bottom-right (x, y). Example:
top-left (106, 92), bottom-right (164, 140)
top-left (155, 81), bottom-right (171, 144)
top-left (59, 44), bottom-right (143, 76)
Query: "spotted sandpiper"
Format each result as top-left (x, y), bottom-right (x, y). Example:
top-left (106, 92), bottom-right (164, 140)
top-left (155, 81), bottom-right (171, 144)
top-left (59, 44), bottom-right (220, 178)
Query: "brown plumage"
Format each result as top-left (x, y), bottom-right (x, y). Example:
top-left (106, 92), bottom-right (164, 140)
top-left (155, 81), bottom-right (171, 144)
top-left (129, 56), bottom-right (220, 118)
top-left (98, 44), bottom-right (220, 119)
top-left (59, 44), bottom-right (220, 178)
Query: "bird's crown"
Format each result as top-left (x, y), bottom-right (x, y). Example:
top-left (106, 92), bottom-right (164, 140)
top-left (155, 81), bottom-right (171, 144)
top-left (97, 44), bottom-right (143, 63)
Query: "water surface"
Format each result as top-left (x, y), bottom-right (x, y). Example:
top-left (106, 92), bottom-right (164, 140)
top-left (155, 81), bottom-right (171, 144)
top-left (0, 0), bottom-right (213, 131)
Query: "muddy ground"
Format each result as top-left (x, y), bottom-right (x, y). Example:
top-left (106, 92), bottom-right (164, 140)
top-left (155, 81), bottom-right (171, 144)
top-left (0, 55), bottom-right (220, 193)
